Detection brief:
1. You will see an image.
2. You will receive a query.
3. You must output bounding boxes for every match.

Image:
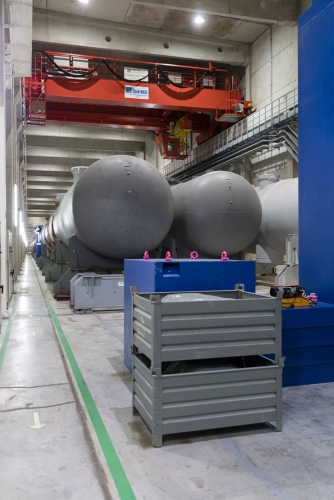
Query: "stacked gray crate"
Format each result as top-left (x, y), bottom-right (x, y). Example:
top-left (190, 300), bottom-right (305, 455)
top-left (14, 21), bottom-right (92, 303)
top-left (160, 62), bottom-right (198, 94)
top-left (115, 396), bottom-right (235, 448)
top-left (131, 289), bottom-right (284, 447)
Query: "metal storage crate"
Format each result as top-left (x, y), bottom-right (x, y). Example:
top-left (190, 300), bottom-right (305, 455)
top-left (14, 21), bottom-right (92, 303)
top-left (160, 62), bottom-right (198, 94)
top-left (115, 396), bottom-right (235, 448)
top-left (132, 288), bottom-right (283, 446)
top-left (124, 258), bottom-right (256, 371)
top-left (133, 353), bottom-right (284, 447)
top-left (132, 289), bottom-right (282, 365)
top-left (70, 273), bottom-right (124, 313)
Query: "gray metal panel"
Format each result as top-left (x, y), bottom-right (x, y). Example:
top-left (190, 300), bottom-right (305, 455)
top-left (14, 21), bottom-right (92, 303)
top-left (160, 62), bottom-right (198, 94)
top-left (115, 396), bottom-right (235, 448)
top-left (133, 396), bottom-right (153, 431)
top-left (133, 382), bottom-right (153, 415)
top-left (161, 313), bottom-right (276, 329)
top-left (133, 354), bottom-right (283, 446)
top-left (133, 306), bottom-right (153, 329)
top-left (133, 368), bottom-right (154, 401)
top-left (132, 291), bottom-right (281, 364)
top-left (71, 273), bottom-right (124, 313)
top-left (162, 379), bottom-right (277, 403)
top-left (133, 355), bottom-right (155, 434)
top-left (162, 409), bottom-right (278, 435)
top-left (162, 395), bottom-right (277, 419)
top-left (162, 365), bottom-right (277, 387)
top-left (70, 274), bottom-right (82, 307)
top-left (133, 333), bottom-right (152, 360)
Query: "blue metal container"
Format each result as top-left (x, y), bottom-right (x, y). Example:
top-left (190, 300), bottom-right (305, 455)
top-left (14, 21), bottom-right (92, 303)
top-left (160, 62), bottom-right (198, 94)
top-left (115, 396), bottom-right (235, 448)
top-left (282, 303), bottom-right (334, 386)
top-left (35, 226), bottom-right (42, 259)
top-left (123, 259), bottom-right (256, 370)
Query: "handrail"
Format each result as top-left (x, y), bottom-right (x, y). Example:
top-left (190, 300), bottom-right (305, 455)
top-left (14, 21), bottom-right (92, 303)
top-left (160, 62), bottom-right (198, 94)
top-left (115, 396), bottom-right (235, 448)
top-left (160, 88), bottom-right (298, 178)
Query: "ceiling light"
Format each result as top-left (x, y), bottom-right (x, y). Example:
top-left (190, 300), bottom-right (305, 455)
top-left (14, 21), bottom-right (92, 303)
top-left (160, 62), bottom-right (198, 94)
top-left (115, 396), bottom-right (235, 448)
top-left (78, 0), bottom-right (89, 3)
top-left (194, 14), bottom-right (205, 24)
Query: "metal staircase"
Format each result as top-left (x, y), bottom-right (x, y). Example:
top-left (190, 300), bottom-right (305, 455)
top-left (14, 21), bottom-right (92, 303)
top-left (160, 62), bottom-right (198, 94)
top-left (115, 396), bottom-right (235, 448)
top-left (160, 88), bottom-right (298, 181)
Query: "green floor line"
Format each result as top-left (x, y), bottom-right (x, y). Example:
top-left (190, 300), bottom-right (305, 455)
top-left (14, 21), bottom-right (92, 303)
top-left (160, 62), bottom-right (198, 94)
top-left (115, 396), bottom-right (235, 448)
top-left (46, 300), bottom-right (136, 500)
top-left (0, 301), bottom-right (17, 372)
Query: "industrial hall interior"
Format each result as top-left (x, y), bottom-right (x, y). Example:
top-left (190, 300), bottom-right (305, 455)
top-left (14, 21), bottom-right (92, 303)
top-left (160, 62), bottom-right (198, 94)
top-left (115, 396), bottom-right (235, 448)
top-left (3, 0), bottom-right (334, 498)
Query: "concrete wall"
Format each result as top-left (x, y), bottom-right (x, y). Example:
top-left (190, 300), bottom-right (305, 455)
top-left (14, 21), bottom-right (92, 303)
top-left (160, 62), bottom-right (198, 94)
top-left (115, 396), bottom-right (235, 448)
top-left (250, 25), bottom-right (298, 109)
top-left (249, 25), bottom-right (298, 185)
top-left (251, 150), bottom-right (298, 186)
top-left (301, 0), bottom-right (312, 13)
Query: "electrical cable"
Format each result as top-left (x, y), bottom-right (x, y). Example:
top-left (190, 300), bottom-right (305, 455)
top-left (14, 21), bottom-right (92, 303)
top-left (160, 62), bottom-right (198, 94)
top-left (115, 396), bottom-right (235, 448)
top-left (45, 52), bottom-right (213, 88)
top-left (45, 52), bottom-right (104, 77)
top-left (155, 64), bottom-right (211, 88)
top-left (0, 401), bottom-right (76, 413)
top-left (103, 58), bottom-right (156, 82)
top-left (46, 52), bottom-right (155, 82)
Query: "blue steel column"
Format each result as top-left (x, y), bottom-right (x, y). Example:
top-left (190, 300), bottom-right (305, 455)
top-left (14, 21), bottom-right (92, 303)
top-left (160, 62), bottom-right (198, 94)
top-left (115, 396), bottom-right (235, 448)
top-left (298, 0), bottom-right (334, 302)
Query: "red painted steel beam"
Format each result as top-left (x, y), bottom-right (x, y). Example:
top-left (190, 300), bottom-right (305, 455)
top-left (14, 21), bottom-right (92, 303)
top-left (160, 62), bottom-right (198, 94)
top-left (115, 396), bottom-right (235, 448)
top-left (46, 110), bottom-right (168, 131)
top-left (45, 78), bottom-right (238, 113)
top-left (45, 103), bottom-right (211, 131)
top-left (46, 109), bottom-right (211, 131)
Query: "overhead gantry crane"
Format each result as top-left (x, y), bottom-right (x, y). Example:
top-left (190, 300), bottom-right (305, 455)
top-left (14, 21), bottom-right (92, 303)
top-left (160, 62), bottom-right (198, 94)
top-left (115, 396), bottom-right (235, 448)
top-left (24, 52), bottom-right (252, 159)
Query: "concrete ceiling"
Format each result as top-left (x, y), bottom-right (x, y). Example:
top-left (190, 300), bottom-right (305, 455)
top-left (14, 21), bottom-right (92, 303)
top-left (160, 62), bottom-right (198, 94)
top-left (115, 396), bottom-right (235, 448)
top-left (34, 0), bottom-right (272, 43)
top-left (32, 0), bottom-right (300, 33)
top-left (5, 0), bottom-right (33, 77)
top-left (30, 0), bottom-right (274, 43)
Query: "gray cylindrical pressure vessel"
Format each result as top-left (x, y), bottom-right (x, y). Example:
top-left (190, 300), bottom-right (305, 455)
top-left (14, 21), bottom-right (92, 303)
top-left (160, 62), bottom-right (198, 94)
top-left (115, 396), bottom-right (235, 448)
top-left (41, 214), bottom-right (56, 246)
top-left (170, 171), bottom-right (262, 256)
top-left (47, 156), bottom-right (174, 259)
top-left (40, 224), bottom-right (47, 246)
top-left (256, 174), bottom-right (298, 255)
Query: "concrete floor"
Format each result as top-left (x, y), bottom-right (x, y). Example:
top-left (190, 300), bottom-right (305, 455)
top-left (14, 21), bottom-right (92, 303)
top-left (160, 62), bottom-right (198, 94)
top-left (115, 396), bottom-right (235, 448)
top-left (1, 256), bottom-right (334, 499)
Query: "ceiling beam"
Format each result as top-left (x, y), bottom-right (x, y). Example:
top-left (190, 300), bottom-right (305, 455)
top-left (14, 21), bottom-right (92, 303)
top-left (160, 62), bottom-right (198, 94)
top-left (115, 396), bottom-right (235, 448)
top-left (28, 207), bottom-right (56, 212)
top-left (27, 200), bottom-right (58, 205)
top-left (26, 123), bottom-right (148, 141)
top-left (28, 197), bottom-right (59, 201)
top-left (33, 9), bottom-right (249, 66)
top-left (26, 135), bottom-right (145, 152)
top-left (27, 185), bottom-right (69, 191)
top-left (134, 0), bottom-right (300, 25)
top-left (27, 163), bottom-right (78, 172)
top-left (28, 210), bottom-right (54, 215)
top-left (27, 152), bottom-right (135, 168)
top-left (27, 175), bottom-right (73, 183)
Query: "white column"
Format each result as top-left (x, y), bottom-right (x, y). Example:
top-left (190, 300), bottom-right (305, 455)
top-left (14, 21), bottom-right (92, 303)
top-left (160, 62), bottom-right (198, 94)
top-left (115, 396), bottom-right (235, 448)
top-left (0, 1), bottom-right (8, 319)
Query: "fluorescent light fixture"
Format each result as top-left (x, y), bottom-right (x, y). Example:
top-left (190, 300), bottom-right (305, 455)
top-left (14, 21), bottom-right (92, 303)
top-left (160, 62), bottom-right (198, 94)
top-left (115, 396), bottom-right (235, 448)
top-left (22, 231), bottom-right (28, 247)
top-left (19, 210), bottom-right (27, 247)
top-left (78, 0), bottom-right (89, 3)
top-left (13, 184), bottom-right (17, 227)
top-left (194, 14), bottom-right (205, 24)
